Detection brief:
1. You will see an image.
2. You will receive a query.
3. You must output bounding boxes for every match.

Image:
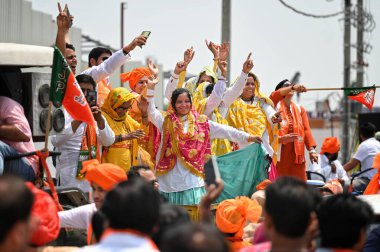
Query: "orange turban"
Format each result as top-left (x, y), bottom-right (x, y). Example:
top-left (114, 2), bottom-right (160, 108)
top-left (216, 196), bottom-right (262, 239)
top-left (320, 137), bottom-right (340, 154)
top-left (26, 182), bottom-right (60, 246)
top-left (120, 67), bottom-right (151, 91)
top-left (256, 179), bottom-right (272, 191)
top-left (81, 159), bottom-right (127, 191)
top-left (364, 153), bottom-right (380, 195)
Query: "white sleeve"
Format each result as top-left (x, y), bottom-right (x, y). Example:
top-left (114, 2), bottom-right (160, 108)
top-left (58, 204), bottom-right (95, 229)
top-left (147, 89), bottom-right (164, 132)
top-left (81, 50), bottom-right (131, 83)
top-left (336, 161), bottom-right (350, 182)
top-left (165, 73), bottom-right (179, 100)
top-left (221, 71), bottom-right (248, 108)
top-left (51, 110), bottom-right (75, 147)
top-left (203, 78), bottom-right (226, 116)
top-left (98, 116), bottom-right (115, 146)
top-left (262, 102), bottom-right (276, 126)
top-left (209, 120), bottom-right (250, 143)
top-left (353, 143), bottom-right (367, 162)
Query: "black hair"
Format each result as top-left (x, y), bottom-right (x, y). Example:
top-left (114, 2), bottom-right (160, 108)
top-left (76, 74), bottom-right (96, 90)
top-left (127, 165), bottom-right (150, 180)
top-left (265, 176), bottom-right (321, 238)
top-left (152, 203), bottom-right (191, 249)
top-left (88, 47), bottom-right (112, 67)
top-left (161, 223), bottom-right (229, 252)
top-left (0, 176), bottom-right (34, 243)
top-left (205, 83), bottom-right (215, 96)
top-left (91, 210), bottom-right (107, 242)
top-left (275, 79), bottom-right (290, 91)
top-left (100, 178), bottom-right (160, 234)
top-left (170, 88), bottom-right (192, 112)
top-left (359, 122), bottom-right (376, 139)
top-left (317, 194), bottom-right (374, 248)
top-left (65, 43), bottom-right (75, 51)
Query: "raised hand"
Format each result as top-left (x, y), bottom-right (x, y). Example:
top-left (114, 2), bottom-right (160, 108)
top-left (136, 96), bottom-right (149, 116)
top-left (57, 3), bottom-right (73, 31)
top-left (292, 84), bottom-right (307, 93)
top-left (310, 152), bottom-right (318, 164)
top-left (147, 75), bottom-right (159, 90)
top-left (242, 52), bottom-right (254, 74)
top-left (218, 60), bottom-right (228, 78)
top-left (219, 42), bottom-right (230, 61)
top-left (205, 40), bottom-right (219, 58)
top-left (174, 61), bottom-right (187, 75)
top-left (123, 35), bottom-right (147, 54)
top-left (184, 46), bottom-right (195, 65)
top-left (147, 58), bottom-right (159, 77)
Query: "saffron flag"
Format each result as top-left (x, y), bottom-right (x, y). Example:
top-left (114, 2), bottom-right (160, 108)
top-left (50, 47), bottom-right (96, 126)
top-left (216, 143), bottom-right (270, 203)
top-left (344, 85), bottom-right (376, 111)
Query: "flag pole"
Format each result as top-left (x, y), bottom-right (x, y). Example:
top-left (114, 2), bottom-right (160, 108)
top-left (44, 101), bottom-right (53, 151)
top-left (307, 86), bottom-right (380, 91)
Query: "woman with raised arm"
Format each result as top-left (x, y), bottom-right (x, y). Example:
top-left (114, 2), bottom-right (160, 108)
top-left (146, 79), bottom-right (262, 205)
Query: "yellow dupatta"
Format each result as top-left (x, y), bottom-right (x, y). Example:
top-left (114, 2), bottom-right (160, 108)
top-left (193, 82), bottom-right (232, 156)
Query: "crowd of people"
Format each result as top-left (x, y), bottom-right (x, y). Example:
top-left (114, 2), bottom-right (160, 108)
top-left (1, 3), bottom-right (380, 252)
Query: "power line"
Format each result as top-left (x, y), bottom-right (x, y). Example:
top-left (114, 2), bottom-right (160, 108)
top-left (278, 0), bottom-right (344, 18)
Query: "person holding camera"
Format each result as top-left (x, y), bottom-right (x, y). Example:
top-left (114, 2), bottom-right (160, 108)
top-left (51, 74), bottom-right (115, 193)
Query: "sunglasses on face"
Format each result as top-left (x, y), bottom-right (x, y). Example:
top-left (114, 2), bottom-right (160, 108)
top-left (101, 56), bottom-right (109, 61)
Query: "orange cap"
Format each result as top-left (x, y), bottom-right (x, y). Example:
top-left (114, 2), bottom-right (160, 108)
top-left (320, 137), bottom-right (340, 154)
top-left (82, 159), bottom-right (127, 191)
top-left (216, 196), bottom-right (262, 238)
top-left (26, 182), bottom-right (60, 246)
top-left (322, 179), bottom-right (343, 195)
top-left (120, 67), bottom-right (151, 91)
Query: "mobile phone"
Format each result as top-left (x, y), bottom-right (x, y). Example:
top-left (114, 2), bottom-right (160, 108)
top-left (204, 156), bottom-right (220, 186)
top-left (86, 90), bottom-right (97, 107)
top-left (141, 31), bottom-right (151, 38)
top-left (66, 6), bottom-right (73, 28)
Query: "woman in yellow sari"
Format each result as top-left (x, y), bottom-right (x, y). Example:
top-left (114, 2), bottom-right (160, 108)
top-left (101, 87), bottom-right (153, 172)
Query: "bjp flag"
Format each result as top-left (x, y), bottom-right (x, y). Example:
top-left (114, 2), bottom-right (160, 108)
top-left (49, 47), bottom-right (95, 126)
top-left (344, 85), bottom-right (376, 111)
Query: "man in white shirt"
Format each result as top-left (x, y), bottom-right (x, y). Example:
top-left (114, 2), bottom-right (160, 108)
top-left (308, 137), bottom-right (349, 183)
top-left (58, 159), bottom-right (127, 243)
top-left (51, 74), bottom-right (115, 192)
top-left (344, 122), bottom-right (380, 192)
top-left (79, 179), bottom-right (160, 252)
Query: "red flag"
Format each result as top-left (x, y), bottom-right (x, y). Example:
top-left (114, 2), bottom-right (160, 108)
top-left (345, 86), bottom-right (376, 111)
top-left (50, 47), bottom-right (96, 126)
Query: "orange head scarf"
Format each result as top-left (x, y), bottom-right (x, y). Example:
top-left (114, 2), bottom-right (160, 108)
top-left (216, 196), bottom-right (262, 239)
top-left (26, 182), bottom-right (60, 246)
top-left (120, 67), bottom-right (151, 91)
top-left (81, 159), bottom-right (127, 191)
top-left (320, 137), bottom-right (340, 154)
top-left (363, 153), bottom-right (380, 195)
top-left (101, 87), bottom-right (136, 121)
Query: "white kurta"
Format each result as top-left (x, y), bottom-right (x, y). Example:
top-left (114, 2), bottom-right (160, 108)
top-left (51, 110), bottom-right (115, 192)
top-left (147, 89), bottom-right (250, 193)
top-left (59, 203), bottom-right (96, 229)
top-left (308, 154), bottom-right (349, 182)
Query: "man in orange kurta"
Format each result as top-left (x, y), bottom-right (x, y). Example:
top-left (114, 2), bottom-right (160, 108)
top-left (270, 80), bottom-right (317, 181)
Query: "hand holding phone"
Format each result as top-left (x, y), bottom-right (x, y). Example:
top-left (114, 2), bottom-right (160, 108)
top-left (204, 156), bottom-right (220, 186)
top-left (86, 90), bottom-right (97, 107)
top-left (138, 31), bottom-right (151, 48)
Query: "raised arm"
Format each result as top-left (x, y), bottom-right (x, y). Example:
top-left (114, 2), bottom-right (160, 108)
top-left (147, 76), bottom-right (164, 131)
top-left (82, 35), bottom-right (147, 83)
top-left (55, 3), bottom-right (73, 55)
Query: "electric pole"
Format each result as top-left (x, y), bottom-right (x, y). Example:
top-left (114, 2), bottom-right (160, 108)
top-left (342, 0), bottom-right (351, 163)
top-left (120, 2), bottom-right (127, 87)
top-left (221, 0), bottom-right (231, 83)
top-left (355, 0), bottom-right (364, 113)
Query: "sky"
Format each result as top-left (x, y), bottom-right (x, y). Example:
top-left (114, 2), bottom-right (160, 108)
top-left (28, 0), bottom-right (380, 111)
